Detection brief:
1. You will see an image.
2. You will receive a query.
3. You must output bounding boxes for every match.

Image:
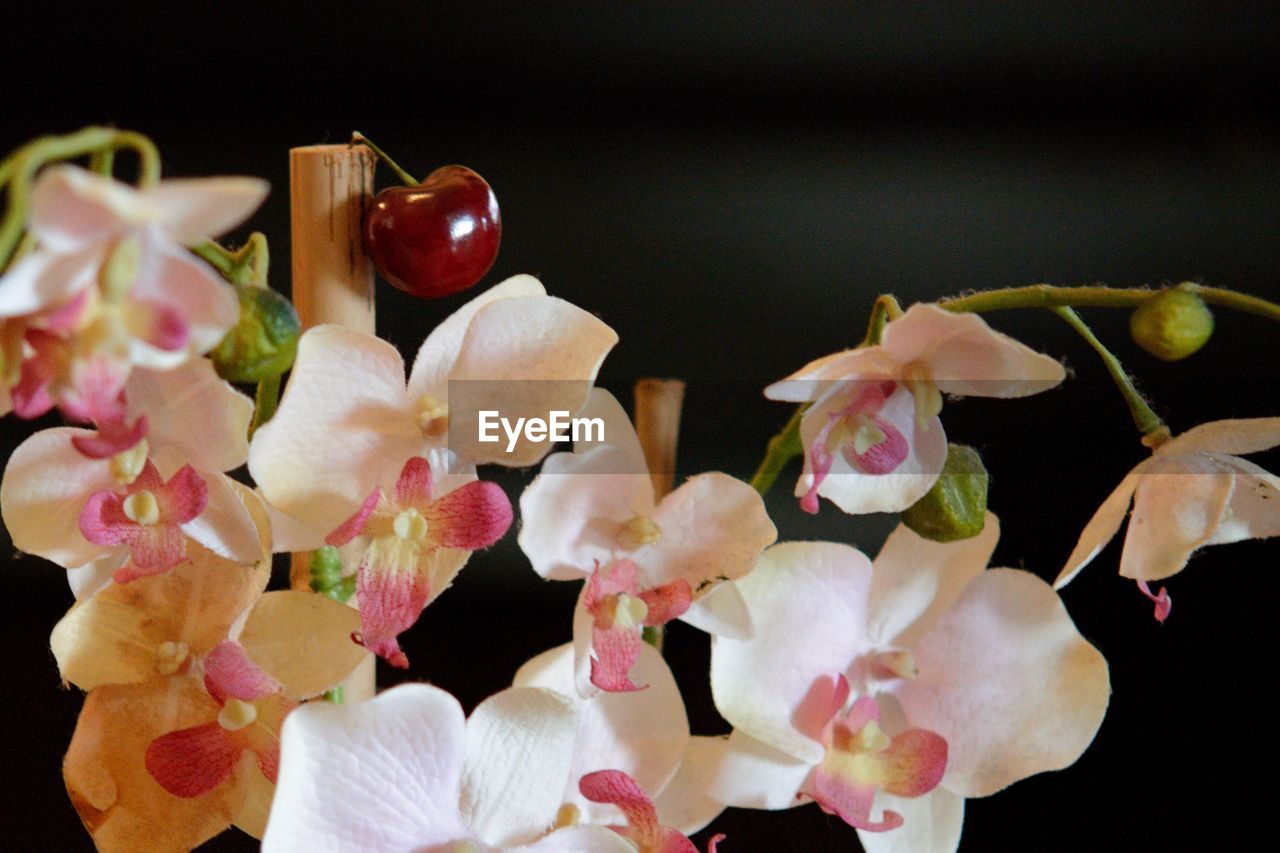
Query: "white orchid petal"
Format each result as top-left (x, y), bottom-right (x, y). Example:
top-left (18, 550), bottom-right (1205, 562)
top-left (1119, 454), bottom-right (1235, 582)
top-left (706, 729), bottom-right (812, 810)
top-left (1055, 466), bottom-right (1145, 589)
top-left (856, 788), bottom-right (965, 853)
top-left (142, 177), bottom-right (270, 245)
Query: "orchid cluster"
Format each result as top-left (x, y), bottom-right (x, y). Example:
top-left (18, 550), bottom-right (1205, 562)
top-left (3, 129), bottom-right (1280, 852)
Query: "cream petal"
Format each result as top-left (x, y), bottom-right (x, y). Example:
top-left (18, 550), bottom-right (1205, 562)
top-left (1055, 466), bottom-right (1145, 589)
top-left (882, 304), bottom-right (1065, 398)
top-left (513, 643), bottom-right (689, 826)
top-left (706, 729), bottom-right (813, 810)
top-left (1160, 417), bottom-right (1280, 457)
top-left (182, 471), bottom-right (264, 564)
top-left (679, 580), bottom-right (753, 640)
top-left (894, 569), bottom-right (1110, 798)
top-left (142, 177), bottom-right (270, 245)
top-left (570, 389), bottom-right (649, 474)
top-left (710, 542), bottom-right (874, 764)
top-left (126, 358), bottom-right (253, 474)
top-left (1, 427), bottom-right (117, 569)
top-left (856, 788), bottom-right (965, 853)
top-left (231, 762), bottom-right (276, 840)
top-left (238, 590), bottom-right (366, 700)
top-left (28, 164), bottom-right (137, 250)
top-left (248, 325), bottom-right (420, 536)
top-left (643, 472), bottom-right (776, 591)
top-left (263, 683), bottom-right (470, 852)
top-left (461, 686), bottom-right (579, 847)
top-left (0, 246), bottom-right (100, 318)
top-left (66, 554), bottom-right (124, 600)
top-left (518, 445), bottom-right (654, 581)
top-left (764, 348), bottom-right (895, 403)
top-left (653, 735), bottom-right (731, 835)
top-left (868, 513), bottom-right (999, 648)
top-left (444, 292), bottom-right (618, 467)
top-left (1119, 454), bottom-right (1235, 582)
top-left (407, 274), bottom-right (547, 400)
top-left (129, 243), bottom-right (240, 358)
top-left (1205, 455), bottom-right (1280, 544)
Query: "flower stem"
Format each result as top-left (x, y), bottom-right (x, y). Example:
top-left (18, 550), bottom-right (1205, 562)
top-left (860, 293), bottom-right (903, 347)
top-left (1051, 306), bottom-right (1167, 441)
top-left (351, 131), bottom-right (418, 186)
top-left (749, 405), bottom-right (806, 496)
top-left (249, 372), bottom-right (282, 438)
top-left (0, 127), bottom-right (161, 270)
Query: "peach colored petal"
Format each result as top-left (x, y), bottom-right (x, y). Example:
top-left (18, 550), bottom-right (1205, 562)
top-left (238, 590), bottom-right (365, 700)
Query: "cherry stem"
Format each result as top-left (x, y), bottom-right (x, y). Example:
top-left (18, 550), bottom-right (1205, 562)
top-left (1051, 306), bottom-right (1168, 443)
top-left (351, 131), bottom-right (419, 186)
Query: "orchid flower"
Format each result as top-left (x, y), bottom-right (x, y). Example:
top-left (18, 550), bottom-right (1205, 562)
top-left (262, 682), bottom-right (634, 852)
top-left (1056, 417), bottom-right (1280, 620)
top-left (765, 303), bottom-right (1064, 514)
top-left (248, 275), bottom-right (617, 552)
top-left (579, 770), bottom-right (724, 853)
top-left (514, 642), bottom-right (726, 838)
top-left (0, 164), bottom-right (266, 421)
top-left (65, 599), bottom-right (364, 850)
top-left (519, 390), bottom-right (776, 693)
top-left (708, 514), bottom-right (1110, 852)
top-left (1, 358), bottom-right (261, 598)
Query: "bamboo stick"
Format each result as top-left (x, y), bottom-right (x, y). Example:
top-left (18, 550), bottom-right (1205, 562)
top-left (633, 379), bottom-right (686, 501)
top-left (288, 143), bottom-right (377, 701)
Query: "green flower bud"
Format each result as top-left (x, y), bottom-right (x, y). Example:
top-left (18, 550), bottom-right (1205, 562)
top-left (1129, 287), bottom-right (1213, 361)
top-left (902, 444), bottom-right (988, 542)
top-left (210, 285), bottom-right (301, 383)
top-left (307, 545), bottom-right (344, 594)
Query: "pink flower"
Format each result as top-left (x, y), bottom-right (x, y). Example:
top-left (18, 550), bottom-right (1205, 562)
top-left (0, 165), bottom-right (266, 419)
top-left (323, 453), bottom-right (512, 668)
top-left (708, 515), bottom-right (1109, 850)
top-left (1056, 417), bottom-right (1280, 621)
top-left (765, 304), bottom-right (1064, 514)
top-left (579, 770), bottom-right (724, 853)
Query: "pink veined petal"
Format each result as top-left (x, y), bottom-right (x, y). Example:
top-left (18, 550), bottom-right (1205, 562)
top-left (111, 528), bottom-right (187, 581)
top-left (1137, 580), bottom-right (1172, 623)
top-left (325, 487), bottom-right (382, 547)
top-left (591, 622), bottom-right (647, 693)
top-left (428, 480), bottom-right (514, 550)
top-left (157, 464), bottom-right (209, 524)
top-left (354, 538), bottom-right (432, 669)
top-left (79, 489), bottom-right (137, 547)
top-left (395, 455), bottom-right (435, 506)
top-left (144, 722), bottom-right (242, 798)
top-left (588, 559), bottom-right (641, 601)
top-left (10, 328), bottom-right (64, 418)
top-left (254, 742), bottom-right (281, 785)
top-left (844, 415), bottom-right (910, 475)
top-left (204, 640), bottom-right (284, 703)
top-left (639, 579), bottom-right (693, 626)
top-left (810, 768), bottom-right (893, 832)
top-left (579, 770), bottom-right (681, 851)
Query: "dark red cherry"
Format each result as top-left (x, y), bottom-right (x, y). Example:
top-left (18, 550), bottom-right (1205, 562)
top-left (363, 165), bottom-right (501, 299)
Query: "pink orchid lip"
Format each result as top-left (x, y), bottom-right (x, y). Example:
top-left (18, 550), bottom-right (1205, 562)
top-left (801, 380), bottom-right (909, 514)
top-left (1137, 580), bottom-right (1172, 623)
top-left (332, 456), bottom-right (514, 669)
top-left (585, 559), bottom-right (692, 692)
top-left (579, 769), bottom-right (710, 853)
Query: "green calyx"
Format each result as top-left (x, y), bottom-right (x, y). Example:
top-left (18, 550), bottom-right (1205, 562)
top-left (901, 444), bottom-right (989, 542)
top-left (1129, 286), bottom-right (1214, 361)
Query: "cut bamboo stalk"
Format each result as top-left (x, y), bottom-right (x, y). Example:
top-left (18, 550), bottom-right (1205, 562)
top-left (634, 378), bottom-right (686, 501)
top-left (288, 143), bottom-right (377, 701)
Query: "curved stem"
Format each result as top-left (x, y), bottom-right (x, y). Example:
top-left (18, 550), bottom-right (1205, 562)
top-left (249, 372), bottom-right (282, 438)
top-left (860, 293), bottom-right (903, 347)
top-left (750, 405), bottom-right (806, 496)
top-left (351, 131), bottom-right (418, 186)
top-left (0, 127), bottom-right (162, 269)
top-left (1051, 306), bottom-right (1167, 441)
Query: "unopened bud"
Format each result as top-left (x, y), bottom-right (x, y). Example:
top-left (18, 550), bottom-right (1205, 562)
top-left (1130, 287), bottom-right (1213, 362)
top-left (901, 444), bottom-right (988, 542)
top-left (210, 285), bottom-right (301, 382)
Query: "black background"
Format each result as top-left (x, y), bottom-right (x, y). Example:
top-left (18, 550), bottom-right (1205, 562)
top-left (3, 2), bottom-right (1280, 850)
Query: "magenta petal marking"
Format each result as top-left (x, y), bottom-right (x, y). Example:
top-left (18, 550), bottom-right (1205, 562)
top-left (428, 480), bottom-right (513, 550)
top-left (589, 623), bottom-right (647, 692)
top-left (203, 640), bottom-right (283, 703)
top-left (580, 770), bottom-right (699, 852)
top-left (1137, 580), bottom-right (1172, 623)
top-left (42, 288), bottom-right (91, 333)
top-left (353, 541), bottom-right (432, 669)
top-left (145, 722), bottom-right (241, 798)
top-left (638, 578), bottom-right (693, 625)
top-left (811, 769), bottom-right (899, 832)
top-left (160, 465), bottom-right (208, 523)
top-left (254, 742), bottom-right (281, 784)
top-left (79, 490), bottom-right (134, 547)
top-left (10, 330), bottom-right (62, 419)
top-left (134, 299), bottom-right (191, 352)
top-left (791, 674), bottom-right (852, 742)
top-left (71, 413), bottom-right (148, 459)
top-left (844, 415), bottom-right (910, 475)
top-left (801, 413), bottom-right (839, 515)
top-left (122, 524), bottom-right (188, 572)
top-left (325, 487), bottom-right (382, 547)
top-left (58, 356), bottom-right (130, 425)
top-left (394, 456), bottom-right (434, 507)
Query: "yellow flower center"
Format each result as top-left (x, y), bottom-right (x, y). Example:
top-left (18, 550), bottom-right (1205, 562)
top-left (618, 514), bottom-right (663, 548)
top-left (554, 803), bottom-right (581, 829)
top-left (217, 698), bottom-right (258, 731)
top-left (154, 640), bottom-right (190, 676)
top-left (415, 394), bottom-right (449, 438)
top-left (123, 491), bottom-right (160, 526)
top-left (110, 439), bottom-right (150, 485)
top-left (393, 508), bottom-right (429, 542)
top-left (610, 593), bottom-right (649, 631)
